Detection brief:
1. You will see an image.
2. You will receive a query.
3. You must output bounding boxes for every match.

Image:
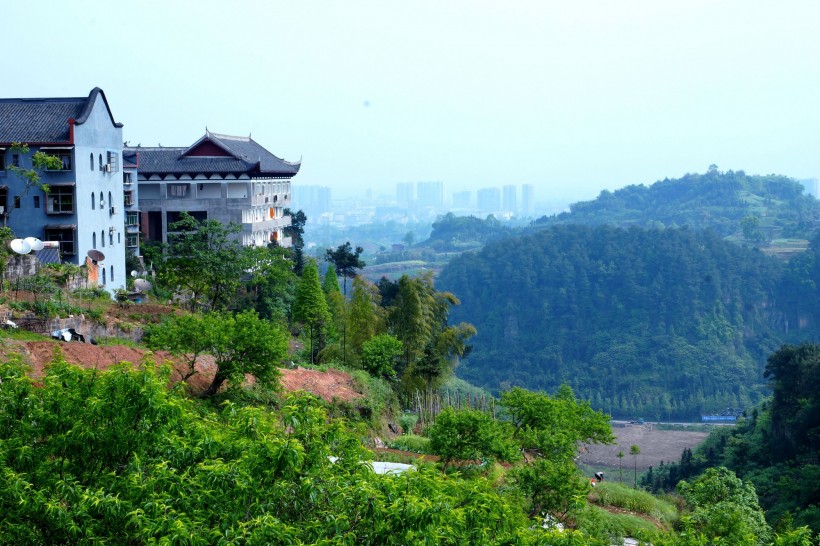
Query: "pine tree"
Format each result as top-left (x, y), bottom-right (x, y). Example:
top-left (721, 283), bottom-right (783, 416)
top-left (293, 260), bottom-right (330, 364)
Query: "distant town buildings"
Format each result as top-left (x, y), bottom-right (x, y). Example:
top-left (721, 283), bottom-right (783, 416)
top-left (396, 182), bottom-right (414, 208)
top-left (416, 181), bottom-right (444, 208)
top-left (452, 190), bottom-right (472, 209)
top-left (502, 185), bottom-right (517, 214)
top-left (293, 185), bottom-right (331, 219)
top-left (800, 178), bottom-right (819, 199)
top-left (521, 184), bottom-right (535, 216)
top-left (477, 187), bottom-right (501, 214)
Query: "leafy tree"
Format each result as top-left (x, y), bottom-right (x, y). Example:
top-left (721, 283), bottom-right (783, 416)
top-left (322, 264), bottom-right (341, 294)
top-left (325, 241), bottom-right (365, 295)
top-left (293, 260), bottom-right (331, 363)
top-left (347, 275), bottom-right (385, 362)
top-left (617, 450), bottom-right (625, 483)
top-left (5, 143), bottom-right (63, 225)
top-left (512, 458), bottom-right (589, 521)
top-left (361, 333), bottom-right (403, 379)
top-left (144, 309), bottom-right (288, 396)
top-left (241, 244), bottom-right (298, 322)
top-left (677, 467), bottom-right (772, 545)
top-left (501, 385), bottom-right (614, 462)
top-left (427, 407), bottom-right (520, 471)
top-left (283, 208), bottom-right (307, 274)
top-left (158, 211), bottom-right (250, 310)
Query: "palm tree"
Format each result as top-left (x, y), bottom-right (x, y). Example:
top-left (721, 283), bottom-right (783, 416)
top-left (630, 444), bottom-right (641, 487)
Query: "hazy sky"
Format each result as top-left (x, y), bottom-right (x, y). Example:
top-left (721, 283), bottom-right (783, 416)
top-left (4, 1), bottom-right (819, 202)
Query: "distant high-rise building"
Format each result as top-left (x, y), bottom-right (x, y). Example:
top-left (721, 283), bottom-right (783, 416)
top-left (521, 184), bottom-right (535, 216)
top-left (417, 181), bottom-right (444, 208)
top-left (477, 187), bottom-right (501, 213)
top-left (800, 178), bottom-right (819, 199)
top-left (452, 190), bottom-right (472, 208)
top-left (292, 185), bottom-right (331, 219)
top-left (503, 185), bottom-right (517, 213)
top-left (396, 182), bottom-right (414, 207)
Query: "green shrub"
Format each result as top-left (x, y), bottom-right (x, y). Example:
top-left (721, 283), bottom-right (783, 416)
top-left (398, 412), bottom-right (418, 434)
top-left (388, 434), bottom-right (432, 454)
top-left (589, 482), bottom-right (678, 527)
top-left (71, 287), bottom-right (111, 300)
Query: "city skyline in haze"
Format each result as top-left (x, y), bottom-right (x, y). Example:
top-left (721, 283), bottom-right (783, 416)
top-left (3, 1), bottom-right (819, 203)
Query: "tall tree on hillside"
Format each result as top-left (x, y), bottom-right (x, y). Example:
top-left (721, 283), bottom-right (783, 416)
top-left (283, 208), bottom-right (307, 274)
top-left (389, 273), bottom-right (476, 391)
top-left (159, 212), bottom-right (249, 311)
top-left (325, 242), bottom-right (365, 296)
top-left (322, 265), bottom-right (341, 295)
top-left (144, 310), bottom-right (288, 397)
top-left (293, 260), bottom-right (330, 363)
top-left (630, 444), bottom-right (641, 487)
top-left (347, 275), bottom-right (385, 363)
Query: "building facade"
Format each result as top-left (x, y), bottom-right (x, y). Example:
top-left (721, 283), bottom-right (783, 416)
top-left (129, 131), bottom-right (299, 247)
top-left (0, 87), bottom-right (126, 293)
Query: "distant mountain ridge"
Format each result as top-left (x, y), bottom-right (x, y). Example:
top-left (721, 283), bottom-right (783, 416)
top-left (534, 167), bottom-right (819, 240)
top-left (435, 168), bottom-right (820, 420)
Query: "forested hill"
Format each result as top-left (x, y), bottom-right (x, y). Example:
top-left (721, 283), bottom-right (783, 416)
top-left (533, 168), bottom-right (819, 239)
top-left (438, 225), bottom-right (820, 420)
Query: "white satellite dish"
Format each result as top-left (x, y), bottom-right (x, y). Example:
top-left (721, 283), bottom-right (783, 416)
top-left (134, 278), bottom-right (152, 292)
top-left (24, 237), bottom-right (44, 251)
top-left (130, 270), bottom-right (138, 277)
top-left (10, 239), bottom-right (31, 254)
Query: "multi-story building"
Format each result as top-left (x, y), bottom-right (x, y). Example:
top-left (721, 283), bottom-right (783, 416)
top-left (416, 181), bottom-right (444, 208)
top-left (502, 184), bottom-right (517, 214)
top-left (396, 182), bottom-right (414, 208)
top-left (292, 184), bottom-right (331, 221)
top-left (452, 190), bottom-right (472, 209)
top-left (0, 87), bottom-right (126, 293)
top-left (129, 131), bottom-right (300, 247)
top-left (477, 187), bottom-right (501, 214)
top-left (521, 184), bottom-right (535, 216)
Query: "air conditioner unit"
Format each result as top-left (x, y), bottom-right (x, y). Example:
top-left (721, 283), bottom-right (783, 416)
top-left (110, 206), bottom-right (117, 215)
top-left (104, 164), bottom-right (112, 173)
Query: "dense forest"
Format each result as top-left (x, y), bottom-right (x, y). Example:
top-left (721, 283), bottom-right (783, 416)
top-left (534, 168), bottom-right (819, 240)
top-left (439, 226), bottom-right (820, 419)
top-left (643, 343), bottom-right (820, 533)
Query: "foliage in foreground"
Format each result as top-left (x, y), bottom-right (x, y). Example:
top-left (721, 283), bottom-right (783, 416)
top-left (0, 356), bottom-right (585, 545)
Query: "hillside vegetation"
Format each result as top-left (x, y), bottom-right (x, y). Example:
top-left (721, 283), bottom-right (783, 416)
top-left (534, 167), bottom-right (819, 241)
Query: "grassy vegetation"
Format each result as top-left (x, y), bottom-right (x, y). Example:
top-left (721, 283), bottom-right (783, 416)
top-left (0, 328), bottom-right (52, 342)
top-left (576, 504), bottom-right (665, 544)
top-left (588, 482), bottom-right (678, 528)
top-left (387, 434), bottom-right (431, 454)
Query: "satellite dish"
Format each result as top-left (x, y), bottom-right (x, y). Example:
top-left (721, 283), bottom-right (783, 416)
top-left (87, 249), bottom-right (106, 262)
top-left (130, 270), bottom-right (138, 277)
top-left (134, 278), bottom-right (152, 292)
top-left (10, 239), bottom-right (31, 254)
top-left (99, 199), bottom-right (106, 207)
top-left (24, 237), bottom-right (44, 251)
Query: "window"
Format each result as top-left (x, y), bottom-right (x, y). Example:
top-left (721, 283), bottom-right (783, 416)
top-left (101, 230), bottom-right (105, 247)
top-left (46, 186), bottom-right (74, 214)
top-left (102, 268), bottom-right (106, 285)
top-left (99, 191), bottom-right (104, 207)
top-left (126, 211), bottom-right (139, 226)
top-left (90, 153), bottom-right (94, 171)
top-left (12, 154), bottom-right (20, 167)
top-left (0, 153), bottom-right (5, 171)
top-left (45, 151), bottom-right (72, 171)
top-left (14, 196), bottom-right (20, 208)
top-left (168, 183), bottom-right (190, 198)
top-left (123, 191), bottom-right (134, 206)
top-left (110, 265), bottom-right (114, 281)
top-left (98, 154), bottom-right (103, 171)
top-left (109, 231), bottom-right (113, 246)
top-left (92, 232), bottom-right (97, 249)
top-left (33, 196), bottom-right (40, 209)
top-left (123, 172), bottom-right (133, 185)
top-left (44, 227), bottom-right (76, 255)
top-left (107, 151), bottom-right (119, 173)
top-left (108, 192), bottom-right (112, 211)
top-left (126, 233), bottom-right (139, 247)
top-left (92, 193), bottom-right (95, 210)
top-left (117, 233), bottom-right (121, 244)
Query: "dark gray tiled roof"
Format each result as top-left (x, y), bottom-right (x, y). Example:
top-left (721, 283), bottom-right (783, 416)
top-left (0, 88), bottom-right (122, 144)
top-left (127, 132), bottom-right (300, 177)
